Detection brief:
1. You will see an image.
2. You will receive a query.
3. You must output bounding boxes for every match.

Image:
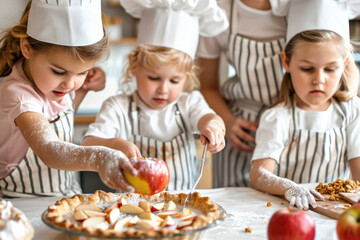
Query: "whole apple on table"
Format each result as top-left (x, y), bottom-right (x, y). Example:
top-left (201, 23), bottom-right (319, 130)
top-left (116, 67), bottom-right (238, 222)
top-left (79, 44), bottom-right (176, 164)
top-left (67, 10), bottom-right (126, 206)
top-left (337, 203), bottom-right (360, 240)
top-left (268, 207), bottom-right (315, 240)
top-left (124, 157), bottom-right (170, 195)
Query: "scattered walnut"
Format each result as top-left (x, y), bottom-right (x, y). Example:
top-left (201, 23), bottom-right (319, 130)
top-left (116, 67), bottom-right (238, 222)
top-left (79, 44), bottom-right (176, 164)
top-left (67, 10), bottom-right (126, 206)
top-left (281, 202), bottom-right (285, 205)
top-left (267, 202), bottom-right (272, 207)
top-left (315, 178), bottom-right (360, 201)
top-left (245, 227), bottom-right (253, 233)
top-left (344, 204), bottom-right (351, 208)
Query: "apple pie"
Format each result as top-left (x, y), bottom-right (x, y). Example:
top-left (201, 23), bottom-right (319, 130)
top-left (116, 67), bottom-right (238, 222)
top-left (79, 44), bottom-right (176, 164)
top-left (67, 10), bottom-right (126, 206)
top-left (0, 199), bottom-right (34, 240)
top-left (44, 190), bottom-right (221, 238)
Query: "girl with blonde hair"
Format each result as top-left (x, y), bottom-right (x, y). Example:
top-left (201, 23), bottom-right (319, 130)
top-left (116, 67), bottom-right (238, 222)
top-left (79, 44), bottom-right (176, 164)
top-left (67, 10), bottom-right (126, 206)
top-left (83, 0), bottom-right (228, 190)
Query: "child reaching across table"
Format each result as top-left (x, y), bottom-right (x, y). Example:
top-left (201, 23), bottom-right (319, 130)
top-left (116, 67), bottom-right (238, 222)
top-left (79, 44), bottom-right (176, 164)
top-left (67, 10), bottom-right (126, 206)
top-left (0, 0), bottom-right (137, 197)
top-left (82, 0), bottom-right (228, 191)
top-left (249, 0), bottom-right (360, 210)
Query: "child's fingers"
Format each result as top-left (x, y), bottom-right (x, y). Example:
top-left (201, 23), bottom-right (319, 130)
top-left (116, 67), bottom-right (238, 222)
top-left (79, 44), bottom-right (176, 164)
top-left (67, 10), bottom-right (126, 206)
top-left (310, 189), bottom-right (324, 200)
top-left (113, 171), bottom-right (134, 192)
top-left (100, 169), bottom-right (134, 192)
top-left (119, 158), bottom-right (138, 177)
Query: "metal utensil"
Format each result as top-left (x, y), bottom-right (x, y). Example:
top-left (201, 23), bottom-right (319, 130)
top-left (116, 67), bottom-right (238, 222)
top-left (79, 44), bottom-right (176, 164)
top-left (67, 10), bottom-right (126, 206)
top-left (182, 141), bottom-right (208, 210)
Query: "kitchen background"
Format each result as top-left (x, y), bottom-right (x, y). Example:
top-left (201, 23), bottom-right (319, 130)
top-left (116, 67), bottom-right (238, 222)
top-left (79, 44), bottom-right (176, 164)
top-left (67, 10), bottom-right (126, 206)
top-left (73, 0), bottom-right (360, 193)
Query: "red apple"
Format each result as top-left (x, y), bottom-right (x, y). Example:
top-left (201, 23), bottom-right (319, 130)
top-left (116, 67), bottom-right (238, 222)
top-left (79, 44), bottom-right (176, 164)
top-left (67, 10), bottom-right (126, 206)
top-left (124, 157), bottom-right (170, 195)
top-left (337, 204), bottom-right (360, 240)
top-left (268, 208), bottom-right (315, 240)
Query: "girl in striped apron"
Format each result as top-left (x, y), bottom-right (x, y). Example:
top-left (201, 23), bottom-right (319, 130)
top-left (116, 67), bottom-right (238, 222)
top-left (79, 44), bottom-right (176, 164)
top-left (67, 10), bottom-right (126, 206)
top-left (0, 94), bottom-right (82, 197)
top-left (197, 0), bottom-right (286, 187)
top-left (83, 0), bottom-right (228, 191)
top-left (249, 0), bottom-right (360, 210)
top-left (0, 0), bottom-right (137, 197)
top-left (129, 96), bottom-right (198, 191)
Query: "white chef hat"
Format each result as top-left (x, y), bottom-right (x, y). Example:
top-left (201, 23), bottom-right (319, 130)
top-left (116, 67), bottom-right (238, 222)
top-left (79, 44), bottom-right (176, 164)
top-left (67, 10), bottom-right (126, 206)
top-left (119, 0), bottom-right (229, 59)
top-left (27, 0), bottom-right (103, 46)
top-left (270, 0), bottom-right (360, 44)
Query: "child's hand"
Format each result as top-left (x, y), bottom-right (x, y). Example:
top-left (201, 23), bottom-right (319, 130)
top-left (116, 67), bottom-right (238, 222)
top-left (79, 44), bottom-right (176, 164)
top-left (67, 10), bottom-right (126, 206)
top-left (284, 185), bottom-right (324, 210)
top-left (97, 149), bottom-right (138, 192)
top-left (82, 67), bottom-right (106, 92)
top-left (114, 138), bottom-right (142, 160)
top-left (199, 115), bottom-right (226, 153)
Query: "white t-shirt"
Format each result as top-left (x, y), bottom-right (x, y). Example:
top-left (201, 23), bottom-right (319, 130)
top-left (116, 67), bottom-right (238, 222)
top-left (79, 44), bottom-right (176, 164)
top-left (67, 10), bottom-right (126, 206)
top-left (0, 61), bottom-right (74, 178)
top-left (85, 90), bottom-right (215, 142)
top-left (197, 0), bottom-right (287, 59)
top-left (252, 97), bottom-right (360, 162)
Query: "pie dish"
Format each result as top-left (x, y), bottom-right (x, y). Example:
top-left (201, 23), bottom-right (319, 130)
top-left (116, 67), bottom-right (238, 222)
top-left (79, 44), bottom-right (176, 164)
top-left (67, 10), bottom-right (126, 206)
top-left (0, 198), bottom-right (34, 240)
top-left (42, 190), bottom-right (225, 239)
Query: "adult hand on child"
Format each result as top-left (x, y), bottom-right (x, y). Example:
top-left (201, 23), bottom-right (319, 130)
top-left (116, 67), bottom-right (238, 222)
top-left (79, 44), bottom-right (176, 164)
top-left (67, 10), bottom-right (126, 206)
top-left (82, 67), bottom-right (106, 91)
top-left (285, 184), bottom-right (324, 210)
top-left (226, 116), bottom-right (258, 153)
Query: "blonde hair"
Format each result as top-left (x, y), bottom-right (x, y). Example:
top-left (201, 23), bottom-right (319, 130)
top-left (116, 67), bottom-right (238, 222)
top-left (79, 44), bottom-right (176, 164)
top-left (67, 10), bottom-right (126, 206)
top-left (272, 30), bottom-right (355, 107)
top-left (0, 1), bottom-right (108, 77)
top-left (124, 44), bottom-right (199, 92)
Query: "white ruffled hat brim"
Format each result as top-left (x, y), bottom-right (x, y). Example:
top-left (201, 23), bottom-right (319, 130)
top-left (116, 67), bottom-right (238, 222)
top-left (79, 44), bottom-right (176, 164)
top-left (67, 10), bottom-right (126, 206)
top-left (120, 0), bottom-right (229, 58)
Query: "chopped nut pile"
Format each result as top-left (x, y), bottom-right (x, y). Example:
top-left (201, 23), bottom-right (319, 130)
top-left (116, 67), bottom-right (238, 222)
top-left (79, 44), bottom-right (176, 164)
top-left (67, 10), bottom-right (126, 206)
top-left (245, 227), bottom-right (253, 233)
top-left (315, 178), bottom-right (360, 201)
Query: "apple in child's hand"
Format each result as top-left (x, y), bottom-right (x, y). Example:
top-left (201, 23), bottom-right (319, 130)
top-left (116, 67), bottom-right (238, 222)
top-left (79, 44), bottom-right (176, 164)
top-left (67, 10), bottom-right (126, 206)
top-left (268, 207), bottom-right (315, 240)
top-left (336, 203), bottom-right (360, 240)
top-left (124, 157), bottom-right (170, 195)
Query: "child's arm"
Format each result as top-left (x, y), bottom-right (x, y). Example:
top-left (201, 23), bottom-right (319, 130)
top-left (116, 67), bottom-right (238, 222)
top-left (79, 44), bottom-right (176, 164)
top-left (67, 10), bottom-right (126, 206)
top-left (349, 157), bottom-right (360, 181)
top-left (198, 113), bottom-right (225, 153)
top-left (74, 67), bottom-right (106, 112)
top-left (82, 136), bottom-right (142, 160)
top-left (249, 158), bottom-right (324, 210)
top-left (15, 111), bottom-right (137, 192)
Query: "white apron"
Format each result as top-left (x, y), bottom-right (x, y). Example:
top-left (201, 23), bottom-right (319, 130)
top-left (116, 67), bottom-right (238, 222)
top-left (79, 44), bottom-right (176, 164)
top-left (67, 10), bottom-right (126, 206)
top-left (276, 100), bottom-right (349, 183)
top-left (128, 96), bottom-right (198, 191)
top-left (212, 0), bottom-right (286, 187)
top-left (0, 94), bottom-right (82, 197)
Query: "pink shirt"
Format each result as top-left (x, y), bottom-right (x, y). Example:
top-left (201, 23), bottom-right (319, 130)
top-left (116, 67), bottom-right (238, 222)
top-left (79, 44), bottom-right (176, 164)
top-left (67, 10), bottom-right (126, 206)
top-left (0, 61), bottom-right (73, 178)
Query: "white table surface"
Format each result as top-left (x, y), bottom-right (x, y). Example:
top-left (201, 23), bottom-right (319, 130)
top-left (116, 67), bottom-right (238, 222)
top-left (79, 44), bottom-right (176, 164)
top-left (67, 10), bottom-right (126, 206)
top-left (8, 187), bottom-right (338, 240)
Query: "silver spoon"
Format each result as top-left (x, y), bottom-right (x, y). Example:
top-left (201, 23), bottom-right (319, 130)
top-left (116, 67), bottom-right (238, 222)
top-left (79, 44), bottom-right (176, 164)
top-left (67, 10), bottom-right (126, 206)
top-left (182, 141), bottom-right (208, 211)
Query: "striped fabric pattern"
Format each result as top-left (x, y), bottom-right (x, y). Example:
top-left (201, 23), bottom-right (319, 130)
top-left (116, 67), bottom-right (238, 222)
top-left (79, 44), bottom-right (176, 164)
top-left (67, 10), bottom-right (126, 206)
top-left (276, 101), bottom-right (349, 183)
top-left (0, 95), bottom-right (81, 197)
top-left (128, 96), bottom-right (198, 191)
top-left (212, 0), bottom-right (285, 188)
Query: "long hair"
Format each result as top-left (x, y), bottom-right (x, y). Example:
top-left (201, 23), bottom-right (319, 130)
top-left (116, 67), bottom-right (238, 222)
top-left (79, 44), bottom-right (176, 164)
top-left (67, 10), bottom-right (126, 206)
top-left (271, 30), bottom-right (355, 108)
top-left (0, 1), bottom-right (108, 77)
top-left (124, 44), bottom-right (199, 93)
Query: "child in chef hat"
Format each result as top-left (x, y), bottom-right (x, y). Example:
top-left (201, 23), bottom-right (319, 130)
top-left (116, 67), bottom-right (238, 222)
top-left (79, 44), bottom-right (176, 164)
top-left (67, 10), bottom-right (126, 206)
top-left (249, 0), bottom-right (360, 210)
top-left (83, 0), bottom-right (228, 191)
top-left (0, 0), bottom-right (138, 197)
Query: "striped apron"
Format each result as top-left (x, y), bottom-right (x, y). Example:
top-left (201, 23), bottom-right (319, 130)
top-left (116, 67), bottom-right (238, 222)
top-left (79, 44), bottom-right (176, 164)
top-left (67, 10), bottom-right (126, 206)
top-left (0, 94), bottom-right (82, 197)
top-left (276, 100), bottom-right (349, 183)
top-left (128, 96), bottom-right (198, 191)
top-left (212, 0), bottom-right (286, 187)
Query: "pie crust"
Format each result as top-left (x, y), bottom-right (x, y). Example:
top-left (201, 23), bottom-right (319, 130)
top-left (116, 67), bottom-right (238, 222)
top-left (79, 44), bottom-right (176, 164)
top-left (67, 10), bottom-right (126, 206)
top-left (44, 190), bottom-right (220, 237)
top-left (0, 199), bottom-right (34, 240)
